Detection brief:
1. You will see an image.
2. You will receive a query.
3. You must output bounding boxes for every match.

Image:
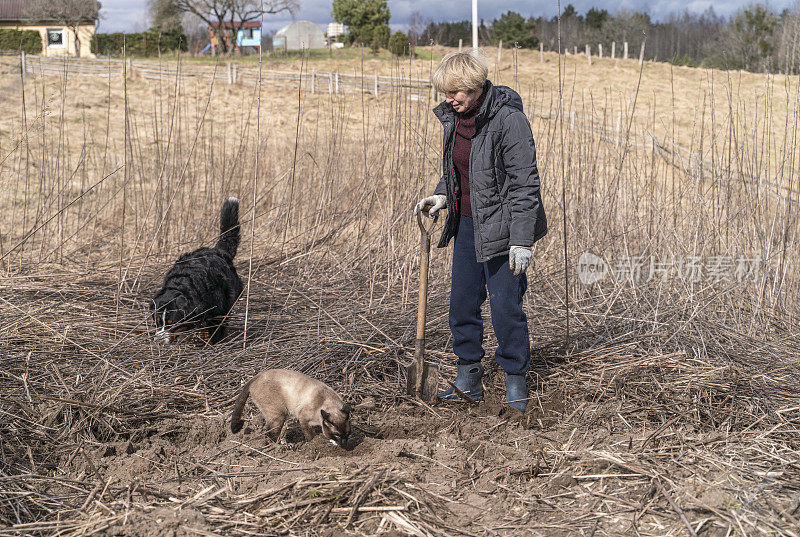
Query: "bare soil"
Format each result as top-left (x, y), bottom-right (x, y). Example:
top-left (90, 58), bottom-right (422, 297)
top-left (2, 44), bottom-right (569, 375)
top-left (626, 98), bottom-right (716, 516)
top-left (3, 264), bottom-right (799, 536)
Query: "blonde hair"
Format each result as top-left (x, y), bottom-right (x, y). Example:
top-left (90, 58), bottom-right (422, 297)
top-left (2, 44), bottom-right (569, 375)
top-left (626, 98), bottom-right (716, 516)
top-left (431, 48), bottom-right (489, 94)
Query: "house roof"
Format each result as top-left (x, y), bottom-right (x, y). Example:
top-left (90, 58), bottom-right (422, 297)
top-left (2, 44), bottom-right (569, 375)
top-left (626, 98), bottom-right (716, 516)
top-left (209, 21), bottom-right (261, 30)
top-left (0, 0), bottom-right (24, 20)
top-left (0, 0), bottom-right (99, 22)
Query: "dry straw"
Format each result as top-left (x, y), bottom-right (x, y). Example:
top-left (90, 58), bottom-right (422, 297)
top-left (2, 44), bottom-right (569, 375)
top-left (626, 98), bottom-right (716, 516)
top-left (0, 44), bottom-right (799, 535)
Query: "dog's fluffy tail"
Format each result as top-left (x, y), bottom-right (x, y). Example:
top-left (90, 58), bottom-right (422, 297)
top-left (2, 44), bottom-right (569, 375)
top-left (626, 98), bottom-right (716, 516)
top-left (230, 376), bottom-right (254, 434)
top-left (216, 197), bottom-right (240, 259)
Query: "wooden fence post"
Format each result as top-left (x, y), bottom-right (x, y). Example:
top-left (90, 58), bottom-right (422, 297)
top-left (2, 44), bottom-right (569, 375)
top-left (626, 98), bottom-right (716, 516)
top-left (311, 67), bottom-right (316, 93)
top-left (573, 46), bottom-right (577, 55)
top-left (586, 44), bottom-right (591, 65)
top-left (598, 44), bottom-right (603, 58)
top-left (638, 42), bottom-right (645, 66)
top-left (374, 69), bottom-right (378, 96)
top-left (539, 42), bottom-right (543, 63)
top-left (227, 62), bottom-right (232, 84)
top-left (497, 40), bottom-right (502, 62)
top-left (458, 39), bottom-right (462, 52)
top-left (328, 73), bottom-right (333, 94)
top-left (624, 42), bottom-right (628, 60)
top-left (335, 72), bottom-right (339, 93)
top-left (611, 41), bottom-right (616, 59)
top-left (232, 63), bottom-right (238, 84)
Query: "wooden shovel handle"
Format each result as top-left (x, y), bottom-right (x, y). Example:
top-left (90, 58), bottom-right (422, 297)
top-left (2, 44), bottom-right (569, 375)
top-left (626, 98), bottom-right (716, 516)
top-left (415, 211), bottom-right (437, 344)
top-left (414, 211), bottom-right (437, 395)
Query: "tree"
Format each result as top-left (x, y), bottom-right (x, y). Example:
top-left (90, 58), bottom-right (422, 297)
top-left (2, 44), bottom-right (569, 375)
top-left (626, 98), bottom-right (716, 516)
top-left (730, 4), bottom-right (779, 71)
top-left (388, 30), bottom-right (407, 56)
top-left (491, 11), bottom-right (538, 48)
top-left (149, 0), bottom-right (184, 32)
top-left (602, 9), bottom-right (651, 51)
top-left (27, 0), bottom-right (101, 58)
top-left (419, 20), bottom-right (471, 47)
top-left (173, 0), bottom-right (298, 54)
top-left (562, 4), bottom-right (580, 21)
top-left (777, 1), bottom-right (800, 73)
top-left (332, 0), bottom-right (390, 44)
top-left (585, 8), bottom-right (608, 30)
top-left (408, 10), bottom-right (423, 48)
top-left (372, 23), bottom-right (390, 49)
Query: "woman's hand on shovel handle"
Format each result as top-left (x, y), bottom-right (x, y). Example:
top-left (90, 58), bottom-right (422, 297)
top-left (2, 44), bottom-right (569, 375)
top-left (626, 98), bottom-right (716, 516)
top-left (414, 195), bottom-right (447, 218)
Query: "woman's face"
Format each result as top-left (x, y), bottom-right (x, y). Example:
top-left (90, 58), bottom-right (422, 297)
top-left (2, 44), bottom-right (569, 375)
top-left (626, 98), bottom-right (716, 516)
top-left (445, 87), bottom-right (482, 114)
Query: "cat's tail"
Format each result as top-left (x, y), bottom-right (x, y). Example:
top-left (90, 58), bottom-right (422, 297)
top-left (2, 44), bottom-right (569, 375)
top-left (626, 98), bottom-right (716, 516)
top-left (230, 376), bottom-right (254, 434)
top-left (216, 197), bottom-right (240, 259)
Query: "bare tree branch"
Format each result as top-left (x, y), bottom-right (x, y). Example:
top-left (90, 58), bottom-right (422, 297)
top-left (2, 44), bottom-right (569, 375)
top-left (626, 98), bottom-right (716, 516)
top-left (173, 0), bottom-right (297, 54)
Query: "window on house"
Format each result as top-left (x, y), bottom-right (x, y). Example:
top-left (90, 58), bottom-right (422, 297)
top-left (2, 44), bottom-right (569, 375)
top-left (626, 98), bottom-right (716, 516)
top-left (47, 29), bottom-right (65, 48)
top-left (242, 28), bottom-right (253, 40)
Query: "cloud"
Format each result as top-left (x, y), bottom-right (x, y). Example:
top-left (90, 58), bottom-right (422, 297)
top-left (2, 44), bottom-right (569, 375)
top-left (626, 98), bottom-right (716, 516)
top-left (99, 0), bottom-right (150, 32)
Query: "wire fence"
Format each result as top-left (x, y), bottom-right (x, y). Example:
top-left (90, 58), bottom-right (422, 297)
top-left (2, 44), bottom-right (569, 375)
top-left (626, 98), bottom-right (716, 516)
top-left (19, 53), bottom-right (433, 97)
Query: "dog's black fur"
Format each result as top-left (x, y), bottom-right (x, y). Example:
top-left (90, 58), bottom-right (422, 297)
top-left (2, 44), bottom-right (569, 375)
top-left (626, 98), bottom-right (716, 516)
top-left (151, 197), bottom-right (243, 343)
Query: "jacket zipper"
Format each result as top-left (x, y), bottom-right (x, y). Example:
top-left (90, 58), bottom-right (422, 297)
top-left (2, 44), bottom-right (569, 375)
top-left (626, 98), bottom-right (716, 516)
top-left (450, 118), bottom-right (460, 214)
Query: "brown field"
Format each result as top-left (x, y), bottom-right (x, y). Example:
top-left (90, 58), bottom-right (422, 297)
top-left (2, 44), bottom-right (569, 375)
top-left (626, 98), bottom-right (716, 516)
top-left (1, 48), bottom-right (799, 537)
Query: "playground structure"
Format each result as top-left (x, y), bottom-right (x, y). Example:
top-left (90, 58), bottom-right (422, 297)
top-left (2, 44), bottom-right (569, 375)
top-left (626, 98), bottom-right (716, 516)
top-left (201, 20), bottom-right (261, 56)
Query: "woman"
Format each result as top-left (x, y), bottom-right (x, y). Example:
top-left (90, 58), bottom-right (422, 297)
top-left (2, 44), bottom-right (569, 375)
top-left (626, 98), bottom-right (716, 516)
top-left (414, 48), bottom-right (547, 412)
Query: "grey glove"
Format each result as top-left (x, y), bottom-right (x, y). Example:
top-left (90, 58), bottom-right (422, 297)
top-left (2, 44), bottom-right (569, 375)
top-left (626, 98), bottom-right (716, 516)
top-left (509, 246), bottom-right (532, 276)
top-left (414, 195), bottom-right (447, 218)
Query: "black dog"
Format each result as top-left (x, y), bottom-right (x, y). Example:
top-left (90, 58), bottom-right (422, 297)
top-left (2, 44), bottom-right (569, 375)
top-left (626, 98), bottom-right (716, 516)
top-left (151, 197), bottom-right (244, 344)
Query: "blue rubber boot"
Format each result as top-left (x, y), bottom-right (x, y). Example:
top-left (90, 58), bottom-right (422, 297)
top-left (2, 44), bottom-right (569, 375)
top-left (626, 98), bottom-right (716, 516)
top-left (504, 373), bottom-right (528, 412)
top-left (438, 362), bottom-right (484, 402)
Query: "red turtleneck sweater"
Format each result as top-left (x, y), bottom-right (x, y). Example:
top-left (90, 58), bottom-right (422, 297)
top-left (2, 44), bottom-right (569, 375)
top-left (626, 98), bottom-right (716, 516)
top-left (452, 88), bottom-right (487, 218)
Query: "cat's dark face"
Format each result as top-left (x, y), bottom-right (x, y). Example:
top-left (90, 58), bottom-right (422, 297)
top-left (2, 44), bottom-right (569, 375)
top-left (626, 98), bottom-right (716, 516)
top-left (320, 404), bottom-right (352, 448)
top-left (151, 291), bottom-right (191, 342)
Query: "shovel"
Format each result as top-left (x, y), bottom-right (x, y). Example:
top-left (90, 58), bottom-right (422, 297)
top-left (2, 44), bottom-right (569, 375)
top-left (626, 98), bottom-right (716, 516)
top-left (405, 210), bottom-right (440, 402)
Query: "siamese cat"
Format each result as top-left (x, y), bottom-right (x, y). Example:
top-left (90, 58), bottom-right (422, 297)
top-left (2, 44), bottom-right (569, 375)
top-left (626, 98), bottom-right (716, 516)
top-left (230, 369), bottom-right (352, 447)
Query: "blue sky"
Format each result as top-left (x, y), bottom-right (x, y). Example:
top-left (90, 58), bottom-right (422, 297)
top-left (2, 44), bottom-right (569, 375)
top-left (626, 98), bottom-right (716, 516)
top-left (99, 1), bottom-right (796, 33)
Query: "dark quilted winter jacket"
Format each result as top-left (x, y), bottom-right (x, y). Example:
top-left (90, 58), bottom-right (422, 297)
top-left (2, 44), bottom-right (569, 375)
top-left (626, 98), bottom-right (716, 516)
top-left (433, 81), bottom-right (547, 262)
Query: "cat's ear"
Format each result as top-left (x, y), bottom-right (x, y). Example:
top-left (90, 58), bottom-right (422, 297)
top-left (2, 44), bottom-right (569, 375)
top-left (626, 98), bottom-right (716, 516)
top-left (320, 409), bottom-right (332, 424)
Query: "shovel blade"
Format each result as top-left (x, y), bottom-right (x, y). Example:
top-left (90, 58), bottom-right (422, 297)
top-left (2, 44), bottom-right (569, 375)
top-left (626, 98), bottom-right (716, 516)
top-left (405, 361), bottom-right (439, 402)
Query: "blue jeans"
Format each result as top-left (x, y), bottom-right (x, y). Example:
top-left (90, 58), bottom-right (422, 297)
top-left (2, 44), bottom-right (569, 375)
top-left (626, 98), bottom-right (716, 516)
top-left (449, 215), bottom-right (530, 376)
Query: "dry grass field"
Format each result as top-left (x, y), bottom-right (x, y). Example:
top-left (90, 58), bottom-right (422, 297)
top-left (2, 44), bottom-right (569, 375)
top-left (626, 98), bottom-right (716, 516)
top-left (1, 47), bottom-right (799, 536)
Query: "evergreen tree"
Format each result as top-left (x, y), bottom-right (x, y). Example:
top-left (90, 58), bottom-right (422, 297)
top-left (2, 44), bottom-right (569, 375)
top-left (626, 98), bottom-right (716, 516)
top-left (388, 30), bottom-right (408, 55)
top-left (331, 0), bottom-right (390, 44)
top-left (731, 4), bottom-right (779, 70)
top-left (491, 11), bottom-right (538, 48)
top-left (585, 8), bottom-right (608, 30)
